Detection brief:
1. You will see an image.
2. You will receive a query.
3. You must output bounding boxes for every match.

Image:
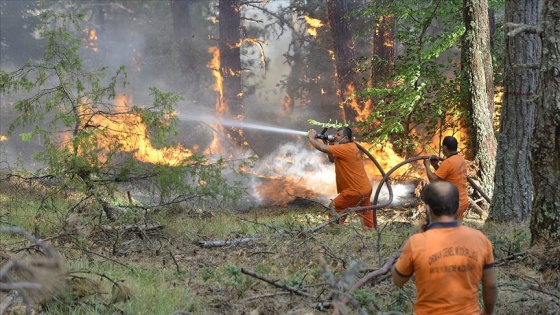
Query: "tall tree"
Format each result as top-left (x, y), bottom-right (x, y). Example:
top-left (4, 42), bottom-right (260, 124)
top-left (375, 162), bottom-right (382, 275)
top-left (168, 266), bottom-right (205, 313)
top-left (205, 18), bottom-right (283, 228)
top-left (372, 0), bottom-right (395, 81)
top-left (461, 0), bottom-right (497, 198)
top-left (217, 0), bottom-right (246, 149)
top-left (169, 0), bottom-right (199, 85)
top-left (489, 0), bottom-right (541, 223)
top-left (326, 0), bottom-right (362, 123)
top-left (530, 0), bottom-right (560, 243)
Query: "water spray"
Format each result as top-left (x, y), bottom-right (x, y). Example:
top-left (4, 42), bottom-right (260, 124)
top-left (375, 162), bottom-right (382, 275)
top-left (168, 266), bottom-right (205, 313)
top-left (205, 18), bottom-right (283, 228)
top-left (178, 113), bottom-right (308, 137)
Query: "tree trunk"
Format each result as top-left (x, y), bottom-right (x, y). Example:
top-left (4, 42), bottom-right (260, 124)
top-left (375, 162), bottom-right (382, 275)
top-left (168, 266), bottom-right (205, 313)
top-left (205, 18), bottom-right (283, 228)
top-left (462, 0), bottom-right (497, 199)
top-left (326, 0), bottom-right (361, 123)
top-left (530, 0), bottom-right (560, 243)
top-left (169, 0), bottom-right (199, 84)
top-left (372, 1), bottom-right (394, 80)
top-left (490, 0), bottom-right (541, 223)
top-left (218, 0), bottom-right (246, 148)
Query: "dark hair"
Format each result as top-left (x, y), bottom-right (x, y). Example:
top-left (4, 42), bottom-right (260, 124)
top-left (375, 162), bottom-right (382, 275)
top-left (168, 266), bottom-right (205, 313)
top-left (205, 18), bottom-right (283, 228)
top-left (337, 126), bottom-right (353, 141)
top-left (442, 136), bottom-right (458, 151)
top-left (421, 182), bottom-right (459, 216)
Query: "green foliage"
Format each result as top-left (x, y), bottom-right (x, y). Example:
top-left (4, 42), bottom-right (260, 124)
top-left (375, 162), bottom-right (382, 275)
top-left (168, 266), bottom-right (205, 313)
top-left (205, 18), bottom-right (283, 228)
top-left (355, 0), bottom-right (468, 155)
top-left (224, 265), bottom-right (252, 297)
top-left (351, 288), bottom-right (376, 307)
top-left (487, 224), bottom-right (530, 256)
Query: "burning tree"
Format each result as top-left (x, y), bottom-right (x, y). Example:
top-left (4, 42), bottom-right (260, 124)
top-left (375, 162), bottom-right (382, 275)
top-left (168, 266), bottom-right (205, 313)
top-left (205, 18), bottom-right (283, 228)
top-left (0, 9), bottom-right (247, 220)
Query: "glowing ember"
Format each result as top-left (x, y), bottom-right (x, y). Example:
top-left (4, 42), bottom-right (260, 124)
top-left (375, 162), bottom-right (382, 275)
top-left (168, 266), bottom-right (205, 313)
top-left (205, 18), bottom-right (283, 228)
top-left (304, 16), bottom-right (324, 37)
top-left (83, 28), bottom-right (98, 53)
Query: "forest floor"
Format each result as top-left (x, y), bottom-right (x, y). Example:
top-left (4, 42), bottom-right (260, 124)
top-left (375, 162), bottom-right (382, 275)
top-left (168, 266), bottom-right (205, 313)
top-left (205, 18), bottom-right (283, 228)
top-left (1, 173), bottom-right (559, 315)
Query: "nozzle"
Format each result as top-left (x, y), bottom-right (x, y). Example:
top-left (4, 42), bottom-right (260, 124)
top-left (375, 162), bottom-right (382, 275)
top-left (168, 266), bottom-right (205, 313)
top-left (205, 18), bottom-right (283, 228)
top-left (315, 134), bottom-right (335, 142)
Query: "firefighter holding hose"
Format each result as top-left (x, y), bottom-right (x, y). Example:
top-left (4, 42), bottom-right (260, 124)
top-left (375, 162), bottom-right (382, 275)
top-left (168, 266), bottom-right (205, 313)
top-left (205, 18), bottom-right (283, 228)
top-left (307, 127), bottom-right (375, 230)
top-left (424, 136), bottom-right (469, 221)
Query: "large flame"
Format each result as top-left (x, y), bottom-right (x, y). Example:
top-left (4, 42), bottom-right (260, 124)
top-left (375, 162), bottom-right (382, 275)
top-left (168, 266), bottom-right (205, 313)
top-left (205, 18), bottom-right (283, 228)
top-left (74, 94), bottom-right (192, 166)
top-left (207, 46), bottom-right (227, 155)
top-left (343, 84), bottom-right (373, 122)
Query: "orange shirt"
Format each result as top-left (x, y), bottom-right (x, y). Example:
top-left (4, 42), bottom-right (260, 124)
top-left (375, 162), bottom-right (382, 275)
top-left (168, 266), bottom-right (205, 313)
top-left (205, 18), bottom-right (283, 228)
top-left (435, 154), bottom-right (469, 217)
top-left (329, 143), bottom-right (372, 196)
top-left (394, 222), bottom-right (495, 315)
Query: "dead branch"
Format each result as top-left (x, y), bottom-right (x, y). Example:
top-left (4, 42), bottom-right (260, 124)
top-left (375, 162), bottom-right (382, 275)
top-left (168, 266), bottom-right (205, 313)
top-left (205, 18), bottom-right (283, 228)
top-left (468, 199), bottom-right (486, 218)
top-left (99, 223), bottom-right (164, 233)
top-left (494, 251), bottom-right (528, 267)
top-left (240, 268), bottom-right (316, 299)
top-left (243, 291), bottom-right (293, 301)
top-left (198, 237), bottom-right (260, 248)
top-left (0, 290), bottom-right (20, 315)
top-left (332, 239), bottom-right (407, 315)
top-left (169, 251), bottom-right (181, 273)
top-left (527, 284), bottom-right (560, 300)
top-left (505, 22), bottom-right (537, 37)
top-left (0, 227), bottom-right (65, 315)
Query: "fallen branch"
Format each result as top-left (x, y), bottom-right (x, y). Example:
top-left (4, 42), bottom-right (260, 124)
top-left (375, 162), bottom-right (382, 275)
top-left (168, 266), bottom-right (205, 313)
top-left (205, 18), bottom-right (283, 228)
top-left (198, 237), bottom-right (260, 248)
top-left (332, 239), bottom-right (407, 315)
top-left (99, 223), bottom-right (164, 233)
top-left (468, 199), bottom-right (486, 218)
top-left (240, 268), bottom-right (316, 298)
top-left (0, 290), bottom-right (20, 315)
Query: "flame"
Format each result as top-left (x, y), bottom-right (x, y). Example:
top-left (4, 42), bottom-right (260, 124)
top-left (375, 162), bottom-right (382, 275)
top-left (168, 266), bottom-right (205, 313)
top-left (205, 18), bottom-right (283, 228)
top-left (343, 84), bottom-right (373, 122)
top-left (74, 94), bottom-right (192, 166)
top-left (304, 16), bottom-right (324, 37)
top-left (206, 46), bottom-right (227, 155)
top-left (83, 28), bottom-right (98, 53)
top-left (0, 135), bottom-right (7, 142)
top-left (358, 141), bottom-right (409, 177)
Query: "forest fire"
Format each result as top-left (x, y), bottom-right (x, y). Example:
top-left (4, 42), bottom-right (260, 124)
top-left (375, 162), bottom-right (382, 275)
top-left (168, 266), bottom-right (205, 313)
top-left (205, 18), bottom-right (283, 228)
top-left (73, 94), bottom-right (193, 166)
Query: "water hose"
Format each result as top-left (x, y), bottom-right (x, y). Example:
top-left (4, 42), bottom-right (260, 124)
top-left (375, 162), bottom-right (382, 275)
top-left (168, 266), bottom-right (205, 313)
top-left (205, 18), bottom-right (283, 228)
top-left (349, 149), bottom-right (491, 228)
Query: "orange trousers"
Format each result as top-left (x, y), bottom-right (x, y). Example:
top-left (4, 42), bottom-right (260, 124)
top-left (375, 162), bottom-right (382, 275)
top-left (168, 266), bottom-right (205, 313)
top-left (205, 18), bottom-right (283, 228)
top-left (329, 189), bottom-right (375, 229)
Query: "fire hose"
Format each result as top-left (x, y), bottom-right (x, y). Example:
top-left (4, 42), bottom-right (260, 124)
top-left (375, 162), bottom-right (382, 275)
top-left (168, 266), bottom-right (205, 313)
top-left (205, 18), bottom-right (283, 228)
top-left (314, 128), bottom-right (491, 227)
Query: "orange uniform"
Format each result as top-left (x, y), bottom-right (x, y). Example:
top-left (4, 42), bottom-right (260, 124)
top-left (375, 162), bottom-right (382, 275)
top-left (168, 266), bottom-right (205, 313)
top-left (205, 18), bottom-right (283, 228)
top-left (328, 143), bottom-right (374, 228)
top-left (434, 154), bottom-right (469, 220)
top-left (394, 221), bottom-right (495, 315)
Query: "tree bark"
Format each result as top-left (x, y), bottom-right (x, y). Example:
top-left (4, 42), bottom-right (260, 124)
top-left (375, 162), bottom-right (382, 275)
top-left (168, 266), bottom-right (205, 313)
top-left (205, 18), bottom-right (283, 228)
top-left (372, 0), bottom-right (394, 80)
top-left (530, 0), bottom-right (560, 243)
top-left (462, 0), bottom-right (497, 198)
top-left (219, 0), bottom-right (246, 148)
top-left (169, 0), bottom-right (199, 84)
top-left (489, 0), bottom-right (541, 223)
top-left (326, 0), bottom-right (361, 123)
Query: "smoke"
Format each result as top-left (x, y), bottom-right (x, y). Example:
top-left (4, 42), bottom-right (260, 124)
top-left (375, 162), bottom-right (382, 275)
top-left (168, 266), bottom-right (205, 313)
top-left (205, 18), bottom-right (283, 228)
top-left (251, 141), bottom-right (336, 205)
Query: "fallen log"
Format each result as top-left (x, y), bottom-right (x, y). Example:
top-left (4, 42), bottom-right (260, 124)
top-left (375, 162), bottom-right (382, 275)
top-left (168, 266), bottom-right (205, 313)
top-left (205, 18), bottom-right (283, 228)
top-left (198, 237), bottom-right (260, 248)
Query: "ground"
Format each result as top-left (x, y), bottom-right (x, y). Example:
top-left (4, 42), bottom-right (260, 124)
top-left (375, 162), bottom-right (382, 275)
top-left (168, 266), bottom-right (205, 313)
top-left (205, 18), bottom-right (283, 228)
top-left (1, 173), bottom-right (559, 314)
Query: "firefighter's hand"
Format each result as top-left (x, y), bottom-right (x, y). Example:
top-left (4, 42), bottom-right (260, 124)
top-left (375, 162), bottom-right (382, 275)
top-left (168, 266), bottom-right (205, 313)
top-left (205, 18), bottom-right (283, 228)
top-left (308, 129), bottom-right (317, 139)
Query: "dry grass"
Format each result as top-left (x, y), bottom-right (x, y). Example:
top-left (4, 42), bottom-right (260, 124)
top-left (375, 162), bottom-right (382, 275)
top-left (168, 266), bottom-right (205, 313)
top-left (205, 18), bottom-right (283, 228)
top-left (1, 172), bottom-right (559, 314)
